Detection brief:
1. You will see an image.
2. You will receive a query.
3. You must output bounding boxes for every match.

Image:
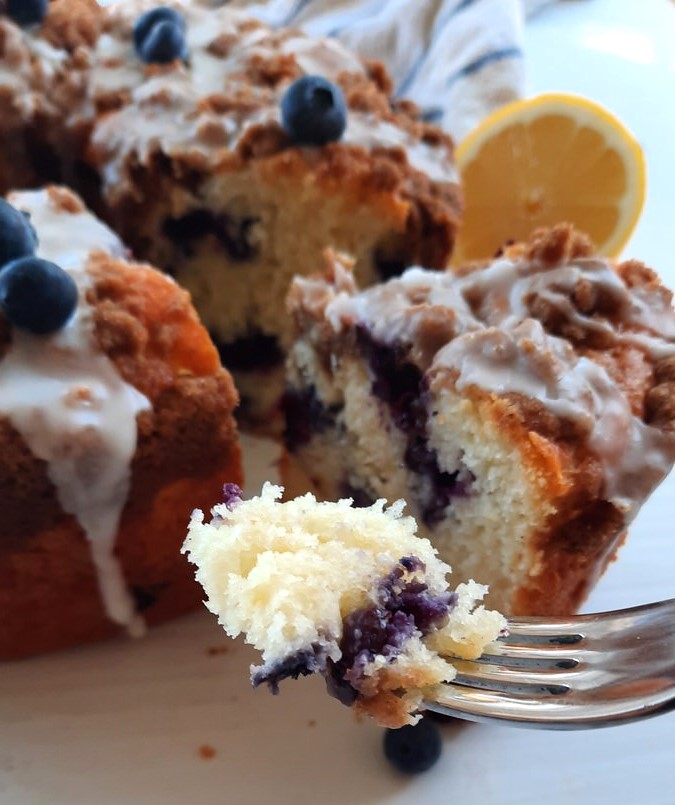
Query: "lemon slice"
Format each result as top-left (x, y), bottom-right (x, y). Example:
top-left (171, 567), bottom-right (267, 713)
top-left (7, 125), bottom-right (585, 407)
top-left (453, 92), bottom-right (647, 264)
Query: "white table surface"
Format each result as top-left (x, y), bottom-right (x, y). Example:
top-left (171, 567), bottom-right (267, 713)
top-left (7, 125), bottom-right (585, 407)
top-left (2, 1), bottom-right (675, 803)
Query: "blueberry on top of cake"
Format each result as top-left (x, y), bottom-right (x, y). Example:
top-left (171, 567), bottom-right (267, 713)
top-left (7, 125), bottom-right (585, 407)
top-left (81, 0), bottom-right (462, 425)
top-left (282, 225), bottom-right (675, 615)
top-left (182, 482), bottom-right (505, 728)
top-left (0, 185), bottom-right (242, 660)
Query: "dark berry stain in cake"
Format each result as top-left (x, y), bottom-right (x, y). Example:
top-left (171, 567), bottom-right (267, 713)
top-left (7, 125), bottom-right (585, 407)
top-left (282, 385), bottom-right (340, 451)
top-left (222, 483), bottom-right (243, 510)
top-left (356, 327), bottom-right (473, 526)
top-left (326, 556), bottom-right (457, 703)
top-left (212, 331), bottom-right (283, 372)
top-left (162, 210), bottom-right (259, 261)
top-left (374, 249), bottom-right (408, 281)
top-left (340, 483), bottom-right (376, 509)
top-left (251, 643), bottom-right (330, 694)
top-left (131, 583), bottom-right (168, 612)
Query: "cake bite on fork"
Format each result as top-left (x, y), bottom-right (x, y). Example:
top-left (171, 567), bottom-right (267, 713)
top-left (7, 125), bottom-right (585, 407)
top-left (182, 483), bottom-right (505, 729)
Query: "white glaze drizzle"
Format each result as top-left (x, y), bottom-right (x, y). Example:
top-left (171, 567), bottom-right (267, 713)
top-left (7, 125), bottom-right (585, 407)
top-left (316, 252), bottom-right (675, 522)
top-left (0, 189), bottom-right (150, 635)
top-left (88, 0), bottom-right (457, 194)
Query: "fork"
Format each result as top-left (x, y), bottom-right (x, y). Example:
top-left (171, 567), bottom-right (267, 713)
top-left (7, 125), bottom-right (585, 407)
top-left (426, 598), bottom-right (675, 729)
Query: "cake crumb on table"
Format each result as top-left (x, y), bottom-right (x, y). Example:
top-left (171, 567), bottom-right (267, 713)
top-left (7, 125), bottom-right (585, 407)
top-left (198, 745), bottom-right (216, 761)
top-left (206, 645), bottom-right (230, 656)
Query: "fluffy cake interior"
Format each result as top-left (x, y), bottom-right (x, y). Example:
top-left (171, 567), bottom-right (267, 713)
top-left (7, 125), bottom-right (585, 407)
top-left (113, 165), bottom-right (405, 420)
top-left (182, 482), bottom-right (504, 728)
top-left (284, 355), bottom-right (556, 615)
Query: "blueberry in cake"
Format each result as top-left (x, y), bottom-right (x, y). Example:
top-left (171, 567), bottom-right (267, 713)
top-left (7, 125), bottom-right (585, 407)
top-left (0, 186), bottom-right (242, 660)
top-left (182, 483), bottom-right (505, 728)
top-left (7, 1), bottom-right (49, 28)
top-left (81, 0), bottom-right (462, 424)
top-left (282, 225), bottom-right (675, 615)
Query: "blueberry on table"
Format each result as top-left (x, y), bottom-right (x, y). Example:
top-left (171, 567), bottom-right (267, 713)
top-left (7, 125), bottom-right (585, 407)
top-left (383, 718), bottom-right (443, 774)
top-left (281, 76), bottom-right (347, 146)
top-left (0, 200), bottom-right (37, 269)
top-left (0, 257), bottom-right (78, 335)
top-left (6, 0), bottom-right (48, 27)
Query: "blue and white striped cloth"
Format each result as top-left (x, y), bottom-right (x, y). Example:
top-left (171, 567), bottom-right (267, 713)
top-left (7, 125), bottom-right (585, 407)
top-left (210, 0), bottom-right (559, 141)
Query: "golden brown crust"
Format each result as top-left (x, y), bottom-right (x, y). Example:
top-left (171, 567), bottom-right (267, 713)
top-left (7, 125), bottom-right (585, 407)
top-left (100, 131), bottom-right (462, 285)
top-left (469, 389), bottom-right (622, 615)
top-left (0, 232), bottom-right (243, 659)
top-left (42, 0), bottom-right (102, 52)
top-left (0, 467), bottom-right (242, 661)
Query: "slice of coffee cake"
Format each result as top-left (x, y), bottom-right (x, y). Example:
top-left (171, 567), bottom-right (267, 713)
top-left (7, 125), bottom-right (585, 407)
top-left (282, 225), bottom-right (675, 615)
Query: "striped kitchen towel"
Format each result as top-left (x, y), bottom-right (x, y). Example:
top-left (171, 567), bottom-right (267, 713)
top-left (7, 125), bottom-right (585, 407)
top-left (210, 0), bottom-right (559, 142)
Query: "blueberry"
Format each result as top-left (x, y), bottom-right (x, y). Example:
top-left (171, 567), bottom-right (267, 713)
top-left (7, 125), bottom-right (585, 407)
top-left (383, 719), bottom-right (443, 774)
top-left (222, 483), bottom-right (242, 510)
top-left (6, 0), bottom-right (48, 27)
top-left (138, 19), bottom-right (188, 64)
top-left (133, 6), bottom-right (185, 51)
top-left (281, 76), bottom-right (347, 146)
top-left (0, 257), bottom-right (78, 335)
top-left (0, 200), bottom-right (37, 269)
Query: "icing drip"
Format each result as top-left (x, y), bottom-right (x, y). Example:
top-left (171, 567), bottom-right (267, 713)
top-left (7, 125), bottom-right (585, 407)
top-left (437, 320), bottom-right (675, 519)
top-left (316, 252), bottom-right (675, 522)
top-left (0, 190), bottom-right (150, 635)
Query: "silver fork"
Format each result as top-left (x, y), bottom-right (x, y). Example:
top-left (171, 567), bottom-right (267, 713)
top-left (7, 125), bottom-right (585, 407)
top-left (426, 598), bottom-right (675, 729)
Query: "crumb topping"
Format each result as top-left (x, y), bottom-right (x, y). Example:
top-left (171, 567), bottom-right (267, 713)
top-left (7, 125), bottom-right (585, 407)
top-left (87, 0), bottom-right (457, 197)
top-left (0, 1), bottom-right (100, 127)
top-left (290, 225), bottom-right (675, 522)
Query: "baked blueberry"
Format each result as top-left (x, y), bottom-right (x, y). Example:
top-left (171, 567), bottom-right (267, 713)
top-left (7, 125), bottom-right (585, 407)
top-left (134, 8), bottom-right (188, 64)
top-left (139, 20), bottom-right (188, 64)
top-left (6, 0), bottom-right (48, 27)
top-left (0, 200), bottom-right (37, 269)
top-left (281, 76), bottom-right (347, 146)
top-left (222, 483), bottom-right (243, 510)
top-left (133, 6), bottom-right (185, 50)
top-left (383, 719), bottom-right (443, 774)
top-left (0, 257), bottom-right (78, 335)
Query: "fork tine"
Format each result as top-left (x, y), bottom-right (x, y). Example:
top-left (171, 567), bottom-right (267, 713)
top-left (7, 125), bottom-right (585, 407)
top-left (473, 641), bottom-right (584, 668)
top-left (426, 680), bottom-right (675, 729)
top-left (427, 599), bottom-right (675, 729)
top-left (503, 621), bottom-right (586, 645)
top-left (507, 598), bottom-right (675, 642)
top-left (452, 660), bottom-right (574, 696)
top-left (505, 617), bottom-right (586, 638)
